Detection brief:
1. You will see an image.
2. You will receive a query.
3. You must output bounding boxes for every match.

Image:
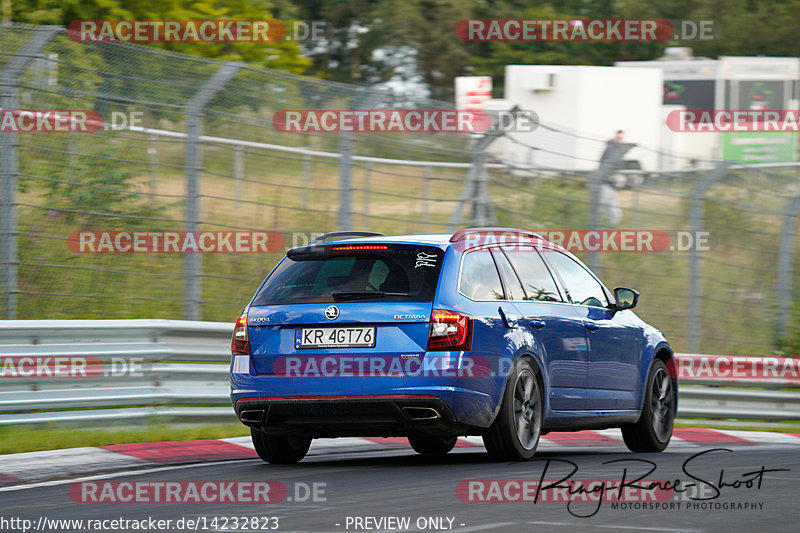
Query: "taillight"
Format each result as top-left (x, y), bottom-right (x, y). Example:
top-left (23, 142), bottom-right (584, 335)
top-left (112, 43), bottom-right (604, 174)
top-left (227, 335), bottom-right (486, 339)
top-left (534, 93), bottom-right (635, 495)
top-left (427, 309), bottom-right (472, 351)
top-left (231, 312), bottom-right (250, 355)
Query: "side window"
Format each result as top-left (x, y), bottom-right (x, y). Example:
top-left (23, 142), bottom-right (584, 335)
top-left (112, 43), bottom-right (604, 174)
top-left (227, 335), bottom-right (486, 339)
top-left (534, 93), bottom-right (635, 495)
top-left (491, 248), bottom-right (525, 300)
top-left (504, 249), bottom-right (563, 302)
top-left (543, 251), bottom-right (608, 308)
top-left (460, 250), bottom-right (504, 300)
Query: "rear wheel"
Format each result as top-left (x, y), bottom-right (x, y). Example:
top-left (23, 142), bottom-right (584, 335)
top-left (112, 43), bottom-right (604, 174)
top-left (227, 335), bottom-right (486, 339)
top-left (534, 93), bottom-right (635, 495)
top-left (408, 435), bottom-right (457, 455)
top-left (250, 428), bottom-right (311, 464)
top-left (483, 358), bottom-right (542, 460)
top-left (622, 359), bottom-right (675, 453)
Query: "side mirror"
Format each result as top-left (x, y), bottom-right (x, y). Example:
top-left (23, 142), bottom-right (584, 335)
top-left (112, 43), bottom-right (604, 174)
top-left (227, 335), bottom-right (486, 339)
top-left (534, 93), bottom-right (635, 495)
top-left (614, 287), bottom-right (639, 311)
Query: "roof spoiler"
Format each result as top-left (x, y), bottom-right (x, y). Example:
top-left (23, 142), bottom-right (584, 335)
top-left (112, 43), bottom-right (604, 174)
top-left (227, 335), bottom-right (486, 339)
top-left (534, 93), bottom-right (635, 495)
top-left (309, 231), bottom-right (385, 244)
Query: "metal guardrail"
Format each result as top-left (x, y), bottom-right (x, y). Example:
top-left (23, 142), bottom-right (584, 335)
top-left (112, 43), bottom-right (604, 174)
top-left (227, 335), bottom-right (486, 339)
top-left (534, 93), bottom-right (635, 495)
top-left (0, 320), bottom-right (798, 426)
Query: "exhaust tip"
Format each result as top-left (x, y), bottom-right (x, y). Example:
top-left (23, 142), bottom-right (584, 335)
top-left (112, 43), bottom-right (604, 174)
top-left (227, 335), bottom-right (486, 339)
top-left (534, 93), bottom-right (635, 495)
top-left (403, 406), bottom-right (441, 421)
top-left (240, 409), bottom-right (265, 423)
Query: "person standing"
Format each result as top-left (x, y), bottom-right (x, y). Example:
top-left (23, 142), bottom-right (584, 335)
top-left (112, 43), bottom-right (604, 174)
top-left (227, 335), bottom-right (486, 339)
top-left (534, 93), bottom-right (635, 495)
top-left (597, 130), bottom-right (624, 226)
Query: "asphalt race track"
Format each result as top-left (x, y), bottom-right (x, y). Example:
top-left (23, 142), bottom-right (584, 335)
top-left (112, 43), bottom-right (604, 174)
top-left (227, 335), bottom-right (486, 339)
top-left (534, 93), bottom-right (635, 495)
top-left (1, 434), bottom-right (798, 533)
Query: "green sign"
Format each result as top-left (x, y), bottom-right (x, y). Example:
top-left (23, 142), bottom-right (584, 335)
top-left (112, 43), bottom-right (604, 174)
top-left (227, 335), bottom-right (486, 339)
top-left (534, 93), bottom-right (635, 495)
top-left (720, 131), bottom-right (797, 163)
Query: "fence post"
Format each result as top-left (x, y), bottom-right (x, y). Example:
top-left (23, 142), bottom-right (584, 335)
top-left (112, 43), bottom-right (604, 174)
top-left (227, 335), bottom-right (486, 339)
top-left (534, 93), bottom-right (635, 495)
top-left (448, 150), bottom-right (497, 229)
top-left (448, 133), bottom-right (506, 230)
top-left (473, 153), bottom-right (495, 226)
top-left (148, 134), bottom-right (158, 208)
top-left (421, 165), bottom-right (431, 229)
top-left (301, 153), bottom-right (311, 209)
top-left (448, 108), bottom-right (530, 230)
top-left (233, 145), bottom-right (244, 210)
top-left (183, 62), bottom-right (241, 321)
top-left (777, 190), bottom-right (800, 342)
top-left (687, 161), bottom-right (732, 352)
top-left (337, 131), bottom-right (354, 230)
top-left (362, 162), bottom-right (371, 229)
top-left (337, 89), bottom-right (386, 231)
top-left (587, 142), bottom-right (633, 275)
top-left (448, 157), bottom-right (480, 231)
top-left (0, 26), bottom-right (58, 319)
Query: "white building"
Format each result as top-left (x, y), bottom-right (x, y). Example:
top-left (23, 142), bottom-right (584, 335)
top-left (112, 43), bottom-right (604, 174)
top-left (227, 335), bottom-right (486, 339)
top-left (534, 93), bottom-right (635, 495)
top-left (473, 52), bottom-right (800, 170)
top-left (487, 65), bottom-right (664, 171)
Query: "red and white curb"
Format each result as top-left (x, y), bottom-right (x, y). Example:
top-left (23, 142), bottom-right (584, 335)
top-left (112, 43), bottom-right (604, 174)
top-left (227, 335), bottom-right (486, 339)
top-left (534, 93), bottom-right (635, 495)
top-left (1, 428), bottom-right (798, 487)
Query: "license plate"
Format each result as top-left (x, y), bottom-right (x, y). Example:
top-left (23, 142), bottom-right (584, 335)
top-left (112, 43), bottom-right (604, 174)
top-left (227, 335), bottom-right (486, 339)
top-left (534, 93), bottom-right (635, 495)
top-left (295, 327), bottom-right (376, 349)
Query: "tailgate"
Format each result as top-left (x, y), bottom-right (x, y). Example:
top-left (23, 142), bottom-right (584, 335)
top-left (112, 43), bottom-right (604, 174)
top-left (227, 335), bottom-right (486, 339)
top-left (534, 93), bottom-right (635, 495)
top-left (247, 302), bottom-right (433, 374)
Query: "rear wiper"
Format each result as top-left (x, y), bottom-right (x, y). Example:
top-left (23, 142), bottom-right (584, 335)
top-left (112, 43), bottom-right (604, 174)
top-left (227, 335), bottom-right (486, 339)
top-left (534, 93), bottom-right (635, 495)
top-left (330, 290), bottom-right (410, 300)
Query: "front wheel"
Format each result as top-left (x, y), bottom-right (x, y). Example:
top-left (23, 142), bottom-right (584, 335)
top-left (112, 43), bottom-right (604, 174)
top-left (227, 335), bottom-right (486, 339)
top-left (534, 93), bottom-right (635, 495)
top-left (483, 358), bottom-right (542, 460)
top-left (622, 359), bottom-right (676, 453)
top-left (251, 428), bottom-right (311, 464)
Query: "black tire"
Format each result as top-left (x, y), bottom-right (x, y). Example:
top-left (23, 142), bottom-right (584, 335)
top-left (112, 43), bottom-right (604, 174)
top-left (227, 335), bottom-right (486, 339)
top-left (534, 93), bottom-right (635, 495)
top-left (622, 359), bottom-right (676, 453)
top-left (483, 357), bottom-right (542, 460)
top-left (408, 435), bottom-right (457, 455)
top-left (250, 428), bottom-right (311, 464)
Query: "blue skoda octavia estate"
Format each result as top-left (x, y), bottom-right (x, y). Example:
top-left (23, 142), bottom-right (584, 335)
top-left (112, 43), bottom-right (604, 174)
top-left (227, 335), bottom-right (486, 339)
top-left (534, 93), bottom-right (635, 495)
top-left (230, 228), bottom-right (677, 463)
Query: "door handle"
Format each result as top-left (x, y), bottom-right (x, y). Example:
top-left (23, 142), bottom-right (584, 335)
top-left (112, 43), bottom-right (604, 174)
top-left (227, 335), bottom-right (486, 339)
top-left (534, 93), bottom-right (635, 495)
top-left (585, 322), bottom-right (599, 333)
top-left (529, 318), bottom-right (546, 330)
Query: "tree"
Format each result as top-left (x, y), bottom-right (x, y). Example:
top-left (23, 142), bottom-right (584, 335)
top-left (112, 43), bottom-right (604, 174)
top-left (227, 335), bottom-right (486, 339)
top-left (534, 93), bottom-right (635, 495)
top-left (10, 0), bottom-right (310, 72)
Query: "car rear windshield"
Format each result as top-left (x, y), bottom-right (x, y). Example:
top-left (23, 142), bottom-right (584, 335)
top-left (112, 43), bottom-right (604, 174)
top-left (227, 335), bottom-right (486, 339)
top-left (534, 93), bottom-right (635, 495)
top-left (251, 244), bottom-right (444, 305)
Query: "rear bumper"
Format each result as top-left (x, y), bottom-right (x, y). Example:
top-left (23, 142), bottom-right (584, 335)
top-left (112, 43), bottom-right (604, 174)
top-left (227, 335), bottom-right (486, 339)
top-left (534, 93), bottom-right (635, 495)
top-left (230, 355), bottom-right (500, 434)
top-left (234, 395), bottom-right (468, 437)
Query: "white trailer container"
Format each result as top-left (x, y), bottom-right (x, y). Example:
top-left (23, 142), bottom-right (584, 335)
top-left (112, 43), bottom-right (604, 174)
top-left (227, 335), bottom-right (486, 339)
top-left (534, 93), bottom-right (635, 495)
top-left (491, 65), bottom-right (663, 171)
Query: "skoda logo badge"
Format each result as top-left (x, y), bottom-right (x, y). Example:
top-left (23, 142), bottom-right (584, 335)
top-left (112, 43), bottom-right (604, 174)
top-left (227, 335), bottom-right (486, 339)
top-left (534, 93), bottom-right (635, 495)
top-left (325, 305), bottom-right (340, 320)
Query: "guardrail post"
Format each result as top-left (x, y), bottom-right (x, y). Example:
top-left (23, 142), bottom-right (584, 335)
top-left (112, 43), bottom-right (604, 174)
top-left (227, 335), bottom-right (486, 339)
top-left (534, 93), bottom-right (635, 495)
top-left (183, 62), bottom-right (241, 321)
top-left (587, 142), bottom-right (633, 275)
top-left (687, 161), bottom-right (733, 352)
top-left (777, 190), bottom-right (800, 342)
top-left (0, 26), bottom-right (58, 319)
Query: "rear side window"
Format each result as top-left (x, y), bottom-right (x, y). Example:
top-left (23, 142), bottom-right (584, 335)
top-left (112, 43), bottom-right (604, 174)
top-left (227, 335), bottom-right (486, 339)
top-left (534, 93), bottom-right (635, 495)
top-left (491, 249), bottom-right (525, 301)
top-left (251, 245), bottom-right (443, 305)
top-left (504, 249), bottom-right (563, 302)
top-left (459, 250), bottom-right (504, 300)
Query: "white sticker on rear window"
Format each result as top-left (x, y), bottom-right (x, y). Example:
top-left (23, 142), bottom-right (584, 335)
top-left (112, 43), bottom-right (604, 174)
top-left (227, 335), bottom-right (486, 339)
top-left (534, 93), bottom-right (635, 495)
top-left (415, 252), bottom-right (437, 268)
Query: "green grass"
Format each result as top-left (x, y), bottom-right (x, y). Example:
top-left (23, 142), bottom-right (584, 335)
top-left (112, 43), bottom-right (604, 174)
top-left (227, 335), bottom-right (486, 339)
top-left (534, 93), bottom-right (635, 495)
top-left (675, 420), bottom-right (800, 433)
top-left (6, 132), bottom-right (799, 354)
top-left (0, 422), bottom-right (250, 454)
